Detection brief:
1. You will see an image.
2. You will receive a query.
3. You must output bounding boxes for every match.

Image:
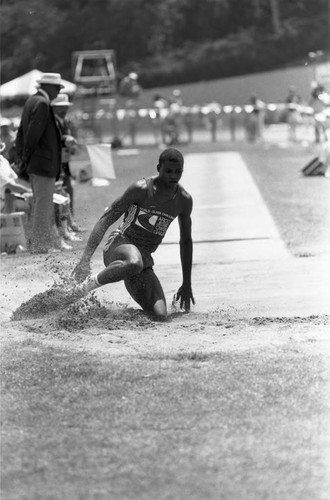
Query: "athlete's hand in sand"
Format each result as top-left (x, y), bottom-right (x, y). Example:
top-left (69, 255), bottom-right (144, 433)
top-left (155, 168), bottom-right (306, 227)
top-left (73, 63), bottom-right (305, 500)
top-left (175, 284), bottom-right (195, 312)
top-left (71, 260), bottom-right (91, 283)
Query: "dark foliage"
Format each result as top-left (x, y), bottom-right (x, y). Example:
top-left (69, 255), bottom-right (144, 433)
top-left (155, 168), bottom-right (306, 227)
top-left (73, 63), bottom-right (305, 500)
top-left (0, 0), bottom-right (328, 87)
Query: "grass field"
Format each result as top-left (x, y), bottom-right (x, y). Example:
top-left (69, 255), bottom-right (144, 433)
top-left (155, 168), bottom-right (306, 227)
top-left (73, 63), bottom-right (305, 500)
top-left (1, 338), bottom-right (329, 500)
top-left (1, 140), bottom-right (330, 500)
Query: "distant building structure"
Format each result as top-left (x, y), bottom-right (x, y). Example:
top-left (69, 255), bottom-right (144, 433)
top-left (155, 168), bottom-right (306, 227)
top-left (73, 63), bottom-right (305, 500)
top-left (72, 50), bottom-right (117, 95)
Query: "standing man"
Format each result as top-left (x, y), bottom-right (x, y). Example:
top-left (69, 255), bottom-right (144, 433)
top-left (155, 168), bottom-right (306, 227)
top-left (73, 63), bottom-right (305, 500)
top-left (16, 73), bottom-right (69, 253)
top-left (70, 148), bottom-right (194, 320)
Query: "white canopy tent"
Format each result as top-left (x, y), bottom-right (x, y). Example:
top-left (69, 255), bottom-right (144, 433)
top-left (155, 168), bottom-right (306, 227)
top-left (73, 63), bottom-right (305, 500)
top-left (0, 69), bottom-right (77, 99)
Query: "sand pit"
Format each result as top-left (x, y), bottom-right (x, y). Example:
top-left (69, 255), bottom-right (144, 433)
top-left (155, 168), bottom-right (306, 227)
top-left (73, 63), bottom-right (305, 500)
top-left (11, 286), bottom-right (81, 321)
top-left (1, 250), bottom-right (330, 359)
top-left (5, 284), bottom-right (330, 360)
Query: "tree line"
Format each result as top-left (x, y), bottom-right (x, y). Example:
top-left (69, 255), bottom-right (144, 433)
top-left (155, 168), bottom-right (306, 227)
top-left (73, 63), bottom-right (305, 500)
top-left (1, 0), bottom-right (328, 88)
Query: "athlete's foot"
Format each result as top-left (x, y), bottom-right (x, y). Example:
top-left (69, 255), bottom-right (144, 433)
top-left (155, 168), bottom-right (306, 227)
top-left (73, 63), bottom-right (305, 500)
top-left (63, 283), bottom-right (90, 304)
top-left (60, 239), bottom-right (73, 251)
top-left (70, 222), bottom-right (87, 233)
top-left (64, 231), bottom-right (83, 242)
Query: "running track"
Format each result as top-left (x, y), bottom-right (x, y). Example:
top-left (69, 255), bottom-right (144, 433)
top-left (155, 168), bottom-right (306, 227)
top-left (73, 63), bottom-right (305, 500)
top-left (156, 151), bottom-right (289, 266)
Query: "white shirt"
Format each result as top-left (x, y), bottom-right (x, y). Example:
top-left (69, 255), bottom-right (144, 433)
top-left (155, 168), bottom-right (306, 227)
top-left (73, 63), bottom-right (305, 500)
top-left (0, 154), bottom-right (18, 211)
top-left (0, 154), bottom-right (17, 194)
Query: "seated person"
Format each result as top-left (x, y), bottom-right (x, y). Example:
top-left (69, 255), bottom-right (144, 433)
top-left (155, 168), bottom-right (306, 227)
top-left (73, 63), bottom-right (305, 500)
top-left (0, 141), bottom-right (32, 213)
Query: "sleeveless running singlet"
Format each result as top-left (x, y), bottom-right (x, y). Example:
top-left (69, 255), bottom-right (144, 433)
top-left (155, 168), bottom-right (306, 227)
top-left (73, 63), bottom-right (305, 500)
top-left (117, 177), bottom-right (183, 253)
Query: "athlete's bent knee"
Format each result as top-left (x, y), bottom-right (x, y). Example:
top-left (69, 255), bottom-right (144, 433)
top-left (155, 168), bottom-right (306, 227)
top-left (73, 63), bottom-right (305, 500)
top-left (152, 300), bottom-right (167, 321)
top-left (153, 311), bottom-right (167, 322)
top-left (125, 258), bottom-right (143, 276)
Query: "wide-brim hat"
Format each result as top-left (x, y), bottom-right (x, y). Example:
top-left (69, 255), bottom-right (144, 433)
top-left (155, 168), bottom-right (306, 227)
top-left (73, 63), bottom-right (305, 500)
top-left (51, 93), bottom-right (72, 107)
top-left (36, 73), bottom-right (64, 88)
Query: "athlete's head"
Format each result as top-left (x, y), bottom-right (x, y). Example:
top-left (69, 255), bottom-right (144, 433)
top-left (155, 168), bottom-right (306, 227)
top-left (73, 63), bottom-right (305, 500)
top-left (158, 148), bottom-right (184, 170)
top-left (157, 148), bottom-right (184, 186)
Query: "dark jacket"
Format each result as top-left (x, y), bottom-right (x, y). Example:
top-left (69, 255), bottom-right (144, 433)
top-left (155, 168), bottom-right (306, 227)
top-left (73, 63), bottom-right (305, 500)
top-left (16, 92), bottom-right (62, 179)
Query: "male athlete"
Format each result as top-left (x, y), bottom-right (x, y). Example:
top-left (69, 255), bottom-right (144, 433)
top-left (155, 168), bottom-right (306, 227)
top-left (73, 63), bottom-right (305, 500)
top-left (70, 147), bottom-right (194, 320)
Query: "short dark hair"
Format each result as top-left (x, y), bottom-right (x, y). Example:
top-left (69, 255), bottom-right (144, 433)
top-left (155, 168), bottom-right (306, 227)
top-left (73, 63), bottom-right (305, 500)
top-left (158, 148), bottom-right (184, 167)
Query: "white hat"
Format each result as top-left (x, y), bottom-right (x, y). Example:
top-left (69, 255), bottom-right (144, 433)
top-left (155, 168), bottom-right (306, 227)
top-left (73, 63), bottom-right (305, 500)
top-left (36, 73), bottom-right (64, 88)
top-left (51, 93), bottom-right (72, 107)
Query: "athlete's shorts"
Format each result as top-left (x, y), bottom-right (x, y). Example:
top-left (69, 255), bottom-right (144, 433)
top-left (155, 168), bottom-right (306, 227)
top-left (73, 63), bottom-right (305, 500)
top-left (103, 230), bottom-right (154, 270)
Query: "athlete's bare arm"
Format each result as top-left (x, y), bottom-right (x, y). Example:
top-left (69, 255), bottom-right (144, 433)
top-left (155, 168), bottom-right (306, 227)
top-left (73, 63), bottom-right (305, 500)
top-left (72, 180), bottom-right (147, 281)
top-left (176, 191), bottom-right (195, 311)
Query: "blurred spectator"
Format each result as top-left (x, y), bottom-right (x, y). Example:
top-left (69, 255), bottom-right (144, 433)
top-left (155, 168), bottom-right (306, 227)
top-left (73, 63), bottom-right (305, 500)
top-left (309, 81), bottom-right (330, 143)
top-left (229, 109), bottom-right (237, 142)
top-left (126, 108), bottom-right (139, 146)
top-left (161, 89), bottom-right (184, 145)
top-left (151, 93), bottom-right (169, 146)
top-left (206, 103), bottom-right (221, 142)
top-left (51, 93), bottom-right (84, 237)
top-left (318, 135), bottom-right (330, 177)
top-left (118, 72), bottom-right (142, 146)
top-left (15, 72), bottom-right (68, 254)
top-left (245, 93), bottom-right (266, 142)
top-left (285, 86), bottom-right (302, 142)
top-left (183, 108), bottom-right (195, 144)
top-left (0, 117), bottom-right (16, 163)
top-left (118, 72), bottom-right (141, 100)
top-left (163, 110), bottom-right (178, 146)
top-left (171, 89), bottom-right (183, 107)
top-left (168, 89), bottom-right (183, 144)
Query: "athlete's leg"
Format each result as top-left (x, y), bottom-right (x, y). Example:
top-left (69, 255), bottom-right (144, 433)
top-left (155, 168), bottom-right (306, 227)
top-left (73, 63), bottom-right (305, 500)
top-left (98, 242), bottom-right (144, 285)
top-left (69, 239), bottom-right (144, 298)
top-left (124, 268), bottom-right (167, 320)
